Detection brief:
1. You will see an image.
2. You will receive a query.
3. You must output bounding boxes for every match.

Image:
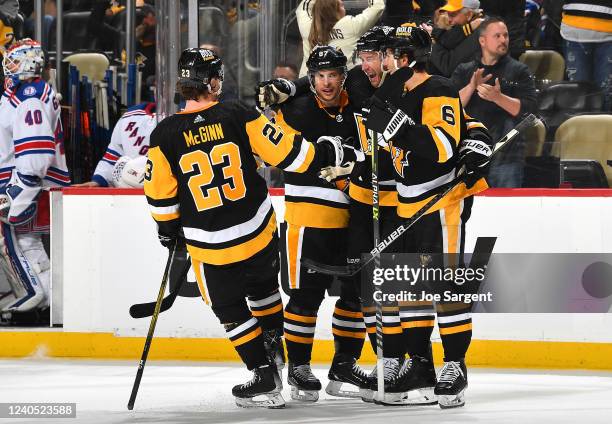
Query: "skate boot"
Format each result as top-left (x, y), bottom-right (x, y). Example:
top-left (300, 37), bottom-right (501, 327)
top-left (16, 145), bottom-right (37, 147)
top-left (287, 362), bottom-right (321, 402)
top-left (382, 354), bottom-right (438, 405)
top-left (325, 353), bottom-right (370, 398)
top-left (362, 357), bottom-right (400, 404)
top-left (263, 328), bottom-right (285, 390)
top-left (232, 364), bottom-right (285, 409)
top-left (435, 359), bottom-right (468, 409)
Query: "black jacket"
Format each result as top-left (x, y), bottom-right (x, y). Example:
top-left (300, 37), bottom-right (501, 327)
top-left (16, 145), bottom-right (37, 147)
top-left (429, 24), bottom-right (481, 77)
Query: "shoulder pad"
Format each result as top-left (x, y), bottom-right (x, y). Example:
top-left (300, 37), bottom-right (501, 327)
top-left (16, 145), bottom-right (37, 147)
top-left (12, 79), bottom-right (54, 104)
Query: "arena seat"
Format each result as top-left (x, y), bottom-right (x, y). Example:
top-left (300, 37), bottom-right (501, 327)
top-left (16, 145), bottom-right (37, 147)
top-left (48, 11), bottom-right (96, 52)
top-left (537, 81), bottom-right (604, 139)
top-left (558, 115), bottom-right (612, 187)
top-left (519, 49), bottom-right (565, 85)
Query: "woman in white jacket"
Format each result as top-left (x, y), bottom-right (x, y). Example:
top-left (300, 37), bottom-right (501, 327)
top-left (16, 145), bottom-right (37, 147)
top-left (297, 0), bottom-right (385, 76)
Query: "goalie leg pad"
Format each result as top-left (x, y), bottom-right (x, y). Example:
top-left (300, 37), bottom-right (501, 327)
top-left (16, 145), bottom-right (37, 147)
top-left (0, 224), bottom-right (47, 312)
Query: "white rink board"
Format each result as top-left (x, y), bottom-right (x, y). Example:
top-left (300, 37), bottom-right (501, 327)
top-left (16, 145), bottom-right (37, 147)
top-left (53, 191), bottom-right (612, 343)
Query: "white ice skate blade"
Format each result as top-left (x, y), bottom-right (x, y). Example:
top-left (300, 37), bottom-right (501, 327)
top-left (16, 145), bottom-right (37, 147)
top-left (235, 391), bottom-right (285, 409)
top-left (382, 387), bottom-right (438, 406)
top-left (325, 380), bottom-right (361, 398)
top-left (438, 389), bottom-right (465, 409)
top-left (290, 385), bottom-right (319, 402)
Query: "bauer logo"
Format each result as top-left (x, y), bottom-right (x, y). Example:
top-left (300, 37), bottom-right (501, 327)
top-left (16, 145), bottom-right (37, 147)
top-left (23, 86), bottom-right (36, 96)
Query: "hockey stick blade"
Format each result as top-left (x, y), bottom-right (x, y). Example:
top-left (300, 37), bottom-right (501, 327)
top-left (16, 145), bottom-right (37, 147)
top-left (300, 114), bottom-right (539, 277)
top-left (129, 261), bottom-right (190, 319)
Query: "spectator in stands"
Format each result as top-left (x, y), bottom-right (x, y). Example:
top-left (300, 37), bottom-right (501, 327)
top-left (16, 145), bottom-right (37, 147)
top-left (560, 0), bottom-right (611, 111)
top-left (480, 0), bottom-right (527, 59)
top-left (427, 0), bottom-right (484, 77)
top-left (297, 0), bottom-right (385, 76)
top-left (383, 0), bottom-right (445, 26)
top-left (273, 62), bottom-right (298, 81)
top-left (135, 4), bottom-right (155, 81)
top-left (452, 17), bottom-right (537, 188)
top-left (23, 0), bottom-right (55, 44)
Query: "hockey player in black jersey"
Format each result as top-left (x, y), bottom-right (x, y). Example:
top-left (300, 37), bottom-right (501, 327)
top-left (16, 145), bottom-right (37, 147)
top-left (362, 27), bottom-right (493, 409)
top-left (272, 45), bottom-right (370, 402)
top-left (144, 48), bottom-right (359, 409)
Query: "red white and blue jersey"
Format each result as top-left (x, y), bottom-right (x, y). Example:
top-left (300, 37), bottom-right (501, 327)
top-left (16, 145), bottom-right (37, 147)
top-left (92, 102), bottom-right (156, 187)
top-left (0, 78), bottom-right (70, 187)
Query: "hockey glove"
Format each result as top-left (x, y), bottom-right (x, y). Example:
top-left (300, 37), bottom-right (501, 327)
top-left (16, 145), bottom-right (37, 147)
top-left (158, 233), bottom-right (186, 250)
top-left (319, 163), bottom-right (355, 183)
top-left (361, 96), bottom-right (415, 142)
top-left (317, 136), bottom-right (365, 168)
top-left (458, 139), bottom-right (492, 188)
top-left (255, 78), bottom-right (296, 109)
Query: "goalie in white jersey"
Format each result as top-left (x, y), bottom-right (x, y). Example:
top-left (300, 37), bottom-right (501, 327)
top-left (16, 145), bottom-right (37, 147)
top-left (0, 39), bottom-right (70, 313)
top-left (75, 102), bottom-right (156, 188)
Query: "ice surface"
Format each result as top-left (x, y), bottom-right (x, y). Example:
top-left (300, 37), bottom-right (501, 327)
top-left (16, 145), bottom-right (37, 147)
top-left (1, 359), bottom-right (611, 424)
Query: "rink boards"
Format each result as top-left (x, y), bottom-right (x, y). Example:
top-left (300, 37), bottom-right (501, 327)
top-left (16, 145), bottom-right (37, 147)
top-left (2, 188), bottom-right (612, 369)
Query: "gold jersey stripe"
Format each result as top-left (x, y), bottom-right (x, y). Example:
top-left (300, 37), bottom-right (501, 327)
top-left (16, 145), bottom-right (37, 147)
top-left (349, 183), bottom-right (398, 206)
top-left (562, 14), bottom-right (612, 33)
top-left (151, 211), bottom-right (180, 221)
top-left (186, 212), bottom-right (277, 265)
top-left (284, 201), bottom-right (349, 228)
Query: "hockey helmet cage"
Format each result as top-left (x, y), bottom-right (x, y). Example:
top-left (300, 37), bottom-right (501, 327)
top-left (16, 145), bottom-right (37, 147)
top-left (356, 26), bottom-right (394, 53)
top-left (389, 26), bottom-right (432, 63)
top-left (177, 47), bottom-right (224, 91)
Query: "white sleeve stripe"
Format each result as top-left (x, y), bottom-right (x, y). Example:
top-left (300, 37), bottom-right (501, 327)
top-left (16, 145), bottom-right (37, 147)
top-left (435, 128), bottom-right (454, 161)
top-left (283, 139), bottom-right (311, 172)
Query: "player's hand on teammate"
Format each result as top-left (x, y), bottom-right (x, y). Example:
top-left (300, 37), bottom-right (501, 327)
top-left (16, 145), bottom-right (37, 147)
top-left (255, 78), bottom-right (296, 109)
top-left (361, 96), bottom-right (415, 142)
top-left (458, 138), bottom-right (492, 188)
top-left (72, 181), bottom-right (101, 187)
top-left (316, 136), bottom-right (365, 168)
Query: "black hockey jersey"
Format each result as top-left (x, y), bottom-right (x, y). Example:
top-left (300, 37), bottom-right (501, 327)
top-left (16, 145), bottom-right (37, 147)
top-left (381, 74), bottom-right (490, 219)
top-left (275, 91), bottom-right (355, 228)
top-left (144, 100), bottom-right (331, 265)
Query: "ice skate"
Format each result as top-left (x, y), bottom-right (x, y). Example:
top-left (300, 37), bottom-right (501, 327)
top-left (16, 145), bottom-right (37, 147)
top-left (263, 328), bottom-right (285, 390)
top-left (232, 364), bottom-right (285, 409)
top-left (435, 360), bottom-right (467, 409)
top-left (362, 357), bottom-right (400, 403)
top-left (326, 353), bottom-right (370, 398)
top-left (287, 363), bottom-right (321, 402)
top-left (382, 354), bottom-right (438, 405)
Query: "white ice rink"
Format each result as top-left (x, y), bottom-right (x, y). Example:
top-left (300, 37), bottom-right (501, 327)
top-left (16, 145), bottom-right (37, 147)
top-left (1, 359), bottom-right (612, 424)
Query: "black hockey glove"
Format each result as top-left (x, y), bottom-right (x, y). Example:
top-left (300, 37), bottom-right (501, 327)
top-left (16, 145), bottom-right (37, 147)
top-left (316, 136), bottom-right (365, 168)
top-left (361, 96), bottom-right (415, 142)
top-left (158, 233), bottom-right (186, 250)
top-left (255, 78), bottom-right (296, 109)
top-left (458, 139), bottom-right (492, 188)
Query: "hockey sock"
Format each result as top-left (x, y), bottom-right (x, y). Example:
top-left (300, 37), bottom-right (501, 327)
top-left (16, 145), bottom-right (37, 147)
top-left (437, 302), bottom-right (472, 361)
top-left (224, 317), bottom-right (267, 370)
top-left (332, 299), bottom-right (365, 359)
top-left (284, 303), bottom-right (319, 365)
top-left (362, 304), bottom-right (405, 358)
top-left (247, 288), bottom-right (283, 331)
top-left (400, 302), bottom-right (436, 358)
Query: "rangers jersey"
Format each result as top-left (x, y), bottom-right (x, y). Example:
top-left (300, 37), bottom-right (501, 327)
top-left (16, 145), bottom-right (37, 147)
top-left (0, 78), bottom-right (69, 187)
top-left (275, 90), bottom-right (355, 228)
top-left (92, 102), bottom-right (156, 186)
top-left (144, 100), bottom-right (333, 266)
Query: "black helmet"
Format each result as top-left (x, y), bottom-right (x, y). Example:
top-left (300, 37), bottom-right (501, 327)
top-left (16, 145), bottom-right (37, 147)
top-left (356, 26), bottom-right (395, 53)
top-left (306, 45), bottom-right (347, 73)
top-left (177, 48), bottom-right (224, 89)
top-left (389, 26), bottom-right (432, 63)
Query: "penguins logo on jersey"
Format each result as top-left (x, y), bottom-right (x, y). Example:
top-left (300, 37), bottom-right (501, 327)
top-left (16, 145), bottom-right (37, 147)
top-left (391, 145), bottom-right (409, 178)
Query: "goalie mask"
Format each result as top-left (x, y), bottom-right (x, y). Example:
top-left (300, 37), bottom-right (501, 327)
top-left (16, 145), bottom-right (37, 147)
top-left (2, 38), bottom-right (44, 85)
top-left (177, 47), bottom-right (224, 96)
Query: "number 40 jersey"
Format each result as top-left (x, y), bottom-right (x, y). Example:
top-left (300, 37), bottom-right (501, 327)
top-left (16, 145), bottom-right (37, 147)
top-left (0, 78), bottom-right (70, 187)
top-left (144, 100), bottom-right (330, 266)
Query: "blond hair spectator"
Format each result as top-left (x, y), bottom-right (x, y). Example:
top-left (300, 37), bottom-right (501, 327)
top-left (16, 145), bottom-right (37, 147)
top-left (297, 0), bottom-right (385, 76)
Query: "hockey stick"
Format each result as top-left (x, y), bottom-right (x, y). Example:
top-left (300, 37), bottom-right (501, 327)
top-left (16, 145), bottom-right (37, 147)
top-left (370, 128), bottom-right (385, 402)
top-left (127, 244), bottom-right (177, 410)
top-left (301, 113), bottom-right (539, 277)
top-left (129, 260), bottom-right (190, 319)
